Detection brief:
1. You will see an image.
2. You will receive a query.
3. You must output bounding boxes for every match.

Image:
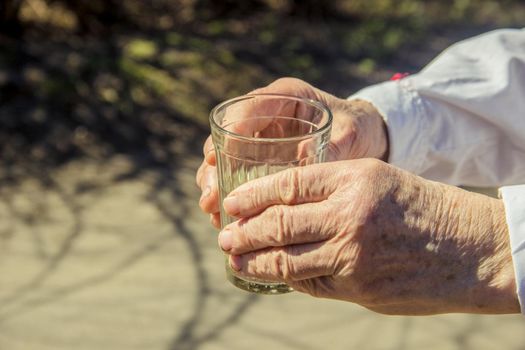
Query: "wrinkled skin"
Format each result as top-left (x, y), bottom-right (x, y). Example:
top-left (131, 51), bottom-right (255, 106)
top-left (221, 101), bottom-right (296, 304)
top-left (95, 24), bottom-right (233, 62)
top-left (219, 159), bottom-right (519, 315)
top-left (196, 77), bottom-right (388, 228)
top-left (196, 78), bottom-right (519, 315)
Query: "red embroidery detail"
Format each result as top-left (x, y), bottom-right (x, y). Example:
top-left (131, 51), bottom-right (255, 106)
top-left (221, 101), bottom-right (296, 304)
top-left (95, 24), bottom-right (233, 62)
top-left (390, 72), bottom-right (409, 81)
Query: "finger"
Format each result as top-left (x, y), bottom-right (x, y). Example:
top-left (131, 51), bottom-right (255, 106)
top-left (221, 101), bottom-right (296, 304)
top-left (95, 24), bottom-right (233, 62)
top-left (249, 77), bottom-right (323, 102)
top-left (325, 111), bottom-right (356, 162)
top-left (203, 135), bottom-right (213, 154)
top-left (203, 136), bottom-right (216, 166)
top-left (221, 77), bottom-right (324, 138)
top-left (205, 149), bottom-right (216, 166)
top-left (216, 98), bottom-right (294, 170)
top-left (199, 165), bottom-right (220, 214)
top-left (296, 137), bottom-right (329, 165)
top-left (229, 241), bottom-right (334, 282)
top-left (210, 212), bottom-right (221, 229)
top-left (196, 161), bottom-right (207, 187)
top-left (219, 202), bottom-right (334, 255)
top-left (223, 164), bottom-right (339, 217)
top-left (222, 97), bottom-right (297, 137)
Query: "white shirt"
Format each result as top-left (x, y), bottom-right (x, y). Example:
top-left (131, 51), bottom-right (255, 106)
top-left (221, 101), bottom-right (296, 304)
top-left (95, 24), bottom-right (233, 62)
top-left (350, 28), bottom-right (525, 313)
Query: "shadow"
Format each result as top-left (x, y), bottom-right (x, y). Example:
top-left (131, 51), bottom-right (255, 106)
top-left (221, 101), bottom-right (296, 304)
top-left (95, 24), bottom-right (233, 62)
top-left (239, 323), bottom-right (318, 350)
top-left (0, 165), bottom-right (83, 308)
top-left (0, 232), bottom-right (175, 322)
top-left (348, 184), bottom-right (509, 315)
top-left (0, 1), bottom-right (524, 349)
top-left (169, 293), bottom-right (258, 350)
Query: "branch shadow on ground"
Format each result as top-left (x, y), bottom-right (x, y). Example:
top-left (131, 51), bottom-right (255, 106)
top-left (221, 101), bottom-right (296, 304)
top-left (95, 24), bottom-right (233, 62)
top-left (0, 27), bottom-right (260, 342)
top-left (1, 3), bottom-right (522, 348)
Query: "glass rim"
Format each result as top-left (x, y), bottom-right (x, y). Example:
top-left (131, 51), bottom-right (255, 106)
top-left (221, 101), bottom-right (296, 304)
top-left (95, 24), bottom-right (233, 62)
top-left (210, 93), bottom-right (333, 143)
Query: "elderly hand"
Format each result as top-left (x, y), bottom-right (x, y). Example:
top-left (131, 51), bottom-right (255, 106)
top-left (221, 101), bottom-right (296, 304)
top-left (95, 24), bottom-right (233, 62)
top-left (196, 78), bottom-right (388, 228)
top-left (218, 159), bottom-right (519, 315)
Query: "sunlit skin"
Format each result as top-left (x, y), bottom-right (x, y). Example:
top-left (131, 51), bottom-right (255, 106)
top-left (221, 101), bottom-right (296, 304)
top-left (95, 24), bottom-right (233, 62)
top-left (197, 77), bottom-right (388, 227)
top-left (196, 78), bottom-right (519, 315)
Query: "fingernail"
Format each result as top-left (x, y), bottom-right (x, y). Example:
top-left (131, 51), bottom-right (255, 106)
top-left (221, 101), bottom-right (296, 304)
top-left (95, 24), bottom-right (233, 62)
top-left (218, 228), bottom-right (233, 252)
top-left (205, 172), bottom-right (216, 191)
top-left (210, 213), bottom-right (220, 228)
top-left (205, 149), bottom-right (215, 164)
top-left (223, 196), bottom-right (240, 216)
top-left (230, 255), bottom-right (242, 271)
top-left (200, 186), bottom-right (211, 202)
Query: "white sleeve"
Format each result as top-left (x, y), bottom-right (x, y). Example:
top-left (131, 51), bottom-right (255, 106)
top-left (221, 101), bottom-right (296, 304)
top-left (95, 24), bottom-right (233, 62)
top-left (351, 28), bottom-right (525, 314)
top-left (500, 185), bottom-right (525, 314)
top-left (351, 28), bottom-right (525, 187)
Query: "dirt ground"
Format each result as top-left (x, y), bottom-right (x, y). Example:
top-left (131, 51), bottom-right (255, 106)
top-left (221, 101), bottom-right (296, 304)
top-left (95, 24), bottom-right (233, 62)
top-left (1, 1), bottom-right (525, 349)
top-left (0, 153), bottom-right (524, 350)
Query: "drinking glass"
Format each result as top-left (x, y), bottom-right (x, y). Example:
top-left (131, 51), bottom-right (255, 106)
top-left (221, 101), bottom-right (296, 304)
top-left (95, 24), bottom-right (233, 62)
top-left (210, 93), bottom-right (332, 294)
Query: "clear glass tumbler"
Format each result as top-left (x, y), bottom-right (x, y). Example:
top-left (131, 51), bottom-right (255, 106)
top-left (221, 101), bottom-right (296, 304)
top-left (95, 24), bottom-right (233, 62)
top-left (210, 93), bottom-right (332, 294)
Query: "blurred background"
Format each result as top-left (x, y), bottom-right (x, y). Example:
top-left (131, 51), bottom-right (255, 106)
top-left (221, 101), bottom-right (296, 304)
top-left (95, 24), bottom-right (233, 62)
top-left (0, 1), bottom-right (524, 349)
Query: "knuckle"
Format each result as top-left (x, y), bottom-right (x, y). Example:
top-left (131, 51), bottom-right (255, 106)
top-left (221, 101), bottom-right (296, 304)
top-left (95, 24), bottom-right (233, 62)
top-left (270, 249), bottom-right (293, 281)
top-left (359, 158), bottom-right (385, 176)
top-left (272, 77), bottom-right (300, 87)
top-left (233, 219), bottom-right (257, 252)
top-left (269, 205), bottom-right (290, 245)
top-left (244, 251), bottom-right (260, 275)
top-left (276, 168), bottom-right (301, 205)
top-left (350, 158), bottom-right (386, 191)
top-left (247, 186), bottom-right (263, 210)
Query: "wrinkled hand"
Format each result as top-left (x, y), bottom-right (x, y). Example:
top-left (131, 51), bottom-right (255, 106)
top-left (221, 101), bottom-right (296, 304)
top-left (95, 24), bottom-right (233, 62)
top-left (218, 159), bottom-right (519, 315)
top-left (196, 77), bottom-right (388, 228)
